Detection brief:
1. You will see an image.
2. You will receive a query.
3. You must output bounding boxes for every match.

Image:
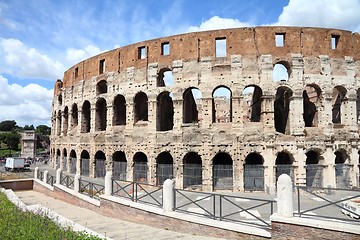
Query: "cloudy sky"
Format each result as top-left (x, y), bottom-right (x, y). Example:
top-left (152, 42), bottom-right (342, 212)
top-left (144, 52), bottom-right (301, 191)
top-left (1, 0), bottom-right (360, 127)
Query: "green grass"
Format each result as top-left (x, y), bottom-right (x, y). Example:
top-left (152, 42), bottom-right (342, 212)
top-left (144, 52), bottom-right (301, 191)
top-left (0, 192), bottom-right (104, 240)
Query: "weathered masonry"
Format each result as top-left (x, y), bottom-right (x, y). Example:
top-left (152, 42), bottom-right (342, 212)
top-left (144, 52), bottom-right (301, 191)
top-left (50, 26), bottom-right (360, 192)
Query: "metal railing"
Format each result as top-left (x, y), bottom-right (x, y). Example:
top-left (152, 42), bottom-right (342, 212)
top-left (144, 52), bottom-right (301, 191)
top-left (46, 174), bottom-right (54, 186)
top-left (112, 179), bottom-right (163, 208)
top-left (60, 174), bottom-right (74, 189)
top-left (174, 189), bottom-right (275, 228)
top-left (295, 186), bottom-right (360, 223)
top-left (37, 170), bottom-right (44, 180)
top-left (79, 178), bottom-right (105, 199)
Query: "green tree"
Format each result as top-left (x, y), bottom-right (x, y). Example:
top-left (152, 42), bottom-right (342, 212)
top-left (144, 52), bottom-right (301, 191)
top-left (0, 132), bottom-right (20, 150)
top-left (35, 125), bottom-right (51, 135)
top-left (23, 124), bottom-right (35, 130)
top-left (0, 120), bottom-right (17, 132)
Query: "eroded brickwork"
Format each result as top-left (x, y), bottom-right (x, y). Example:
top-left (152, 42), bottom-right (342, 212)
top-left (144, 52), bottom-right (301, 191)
top-left (51, 26), bottom-right (360, 192)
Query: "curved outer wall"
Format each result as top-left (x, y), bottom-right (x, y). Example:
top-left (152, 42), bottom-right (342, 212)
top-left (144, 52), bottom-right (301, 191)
top-left (51, 26), bottom-right (360, 192)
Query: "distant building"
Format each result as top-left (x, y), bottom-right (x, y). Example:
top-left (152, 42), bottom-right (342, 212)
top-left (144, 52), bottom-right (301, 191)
top-left (21, 130), bottom-right (36, 158)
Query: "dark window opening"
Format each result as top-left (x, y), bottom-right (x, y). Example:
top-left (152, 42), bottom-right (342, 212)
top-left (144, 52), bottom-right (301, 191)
top-left (183, 152), bottom-right (202, 188)
top-left (113, 95), bottom-right (126, 126)
top-left (157, 91), bottom-right (174, 131)
top-left (95, 98), bottom-right (107, 131)
top-left (69, 150), bottom-right (77, 174)
top-left (57, 111), bottom-right (62, 136)
top-left (99, 59), bottom-right (105, 74)
top-left (215, 38), bottom-right (226, 57)
top-left (97, 80), bottom-right (107, 94)
top-left (133, 152), bottom-right (148, 183)
top-left (58, 95), bottom-right (62, 105)
top-left (274, 87), bottom-right (292, 134)
top-left (303, 85), bottom-right (321, 127)
top-left (243, 86), bottom-right (262, 123)
top-left (183, 88), bottom-right (201, 124)
top-left (213, 152), bottom-right (233, 190)
top-left (275, 33), bottom-right (285, 47)
top-left (161, 42), bottom-right (170, 55)
top-left (156, 152), bottom-right (173, 186)
top-left (74, 67), bottom-right (78, 78)
top-left (81, 101), bottom-right (91, 133)
top-left (138, 46), bottom-right (146, 59)
top-left (71, 104), bottom-right (78, 128)
top-left (63, 107), bottom-right (68, 136)
top-left (212, 86), bottom-right (232, 123)
top-left (80, 150), bottom-right (90, 176)
top-left (331, 35), bottom-right (340, 49)
top-left (332, 86), bottom-right (346, 124)
top-left (95, 151), bottom-right (106, 178)
top-left (157, 68), bottom-right (174, 87)
top-left (134, 92), bottom-right (148, 123)
top-left (113, 151), bottom-right (127, 181)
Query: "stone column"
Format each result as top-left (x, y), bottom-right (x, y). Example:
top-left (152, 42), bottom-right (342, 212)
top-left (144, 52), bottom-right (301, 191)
top-left (90, 106), bottom-right (96, 133)
top-left (289, 94), bottom-right (304, 136)
top-left (74, 174), bottom-right (80, 192)
top-left (276, 174), bottom-right (293, 217)
top-left (322, 146), bottom-right (336, 188)
top-left (43, 170), bottom-right (48, 183)
top-left (104, 171), bottom-right (112, 196)
top-left (56, 168), bottom-right (62, 185)
top-left (34, 167), bottom-right (39, 179)
top-left (163, 179), bottom-right (175, 212)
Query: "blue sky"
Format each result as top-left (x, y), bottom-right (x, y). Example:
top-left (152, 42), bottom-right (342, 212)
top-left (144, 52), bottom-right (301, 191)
top-left (1, 0), bottom-right (360, 127)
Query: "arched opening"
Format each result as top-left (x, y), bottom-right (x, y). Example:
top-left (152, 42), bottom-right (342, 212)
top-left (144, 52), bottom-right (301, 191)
top-left (213, 152), bottom-right (233, 190)
top-left (134, 92), bottom-right (148, 123)
top-left (275, 151), bottom-right (294, 184)
top-left (306, 150), bottom-right (323, 187)
top-left (357, 89), bottom-right (360, 123)
top-left (56, 149), bottom-right (61, 169)
top-left (183, 152), bottom-right (202, 189)
top-left (303, 84), bottom-right (321, 127)
top-left (57, 111), bottom-right (62, 136)
top-left (332, 86), bottom-right (347, 124)
top-left (95, 98), bottom-right (107, 131)
top-left (63, 106), bottom-right (68, 136)
top-left (81, 101), bottom-right (91, 133)
top-left (58, 94), bottom-right (63, 105)
top-left (274, 87), bottom-right (292, 134)
top-left (97, 80), bottom-right (107, 94)
top-left (133, 152), bottom-right (148, 182)
top-left (95, 151), bottom-right (106, 178)
top-left (157, 91), bottom-right (174, 131)
top-left (244, 152), bottom-right (264, 191)
top-left (273, 62), bottom-right (290, 82)
top-left (113, 151), bottom-right (127, 180)
top-left (80, 150), bottom-right (90, 176)
top-left (113, 95), bottom-right (126, 126)
top-left (69, 150), bottom-right (77, 174)
top-left (157, 68), bottom-right (174, 87)
top-left (63, 148), bottom-right (67, 171)
top-left (183, 88), bottom-right (202, 124)
top-left (242, 85), bottom-right (262, 122)
top-left (212, 86), bottom-right (232, 123)
top-left (71, 104), bottom-right (78, 129)
top-left (156, 152), bottom-right (173, 186)
top-left (335, 150), bottom-right (350, 188)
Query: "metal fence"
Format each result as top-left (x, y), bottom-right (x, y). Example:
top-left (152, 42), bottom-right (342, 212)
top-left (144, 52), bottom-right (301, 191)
top-left (63, 157), bottom-right (67, 172)
top-left (243, 165), bottom-right (264, 191)
top-left (79, 178), bottom-right (105, 200)
top-left (113, 161), bottom-right (127, 180)
top-left (213, 164), bottom-right (233, 190)
top-left (133, 162), bottom-right (148, 183)
top-left (306, 164), bottom-right (323, 188)
top-left (156, 164), bottom-right (173, 186)
top-left (81, 158), bottom-right (90, 176)
top-left (60, 174), bottom-right (74, 189)
top-left (95, 159), bottom-right (106, 178)
top-left (183, 163), bottom-right (202, 188)
top-left (46, 174), bottom-right (54, 186)
top-left (295, 186), bottom-right (360, 223)
top-left (275, 165), bottom-right (294, 186)
top-left (37, 169), bottom-right (44, 180)
top-left (174, 189), bottom-right (275, 228)
top-left (335, 164), bottom-right (351, 189)
top-left (70, 157), bottom-right (77, 174)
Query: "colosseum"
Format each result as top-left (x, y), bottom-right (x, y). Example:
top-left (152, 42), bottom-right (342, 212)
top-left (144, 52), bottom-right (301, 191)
top-left (50, 26), bottom-right (360, 193)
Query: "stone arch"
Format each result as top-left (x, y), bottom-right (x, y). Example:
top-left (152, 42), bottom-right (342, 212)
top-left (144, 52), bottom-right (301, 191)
top-left (334, 149), bottom-right (351, 188)
top-left (80, 150), bottom-right (90, 176)
top-left (81, 101), bottom-right (91, 133)
top-left (212, 152), bottom-right (233, 190)
top-left (303, 84), bottom-right (321, 127)
top-left (244, 152), bottom-right (264, 191)
top-left (273, 61), bottom-right (291, 82)
top-left (183, 87), bottom-right (202, 124)
top-left (134, 92), bottom-right (148, 123)
top-left (58, 94), bottom-right (63, 105)
top-left (183, 152), bottom-right (202, 189)
top-left (275, 151), bottom-right (294, 183)
top-left (212, 86), bottom-right (232, 123)
top-left (95, 98), bottom-right (107, 131)
top-left (95, 150), bottom-right (106, 178)
top-left (156, 151), bottom-right (173, 185)
top-left (57, 110), bottom-right (62, 136)
top-left (113, 95), bottom-right (126, 126)
top-left (133, 152), bottom-right (148, 182)
top-left (69, 149), bottom-right (77, 174)
top-left (157, 91), bottom-right (174, 131)
top-left (274, 86), bottom-right (293, 134)
top-left (305, 150), bottom-right (324, 187)
top-left (71, 103), bottom-right (78, 128)
top-left (97, 80), bottom-right (107, 94)
top-left (113, 151), bottom-right (127, 180)
top-left (242, 85), bottom-right (262, 122)
top-left (157, 68), bottom-right (174, 87)
top-left (63, 106), bottom-right (69, 136)
top-left (56, 149), bottom-right (61, 169)
top-left (332, 86), bottom-right (347, 124)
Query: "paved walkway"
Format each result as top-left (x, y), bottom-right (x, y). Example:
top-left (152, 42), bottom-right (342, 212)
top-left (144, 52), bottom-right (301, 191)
top-left (15, 190), bottom-right (227, 240)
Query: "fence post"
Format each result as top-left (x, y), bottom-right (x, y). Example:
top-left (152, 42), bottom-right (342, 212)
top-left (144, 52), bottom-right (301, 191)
top-left (277, 174), bottom-right (293, 217)
top-left (74, 174), bottom-right (80, 192)
top-left (34, 167), bottom-right (39, 179)
top-left (163, 179), bottom-right (175, 212)
top-left (104, 171), bottom-right (112, 196)
top-left (43, 170), bottom-right (48, 183)
top-left (56, 168), bottom-right (62, 185)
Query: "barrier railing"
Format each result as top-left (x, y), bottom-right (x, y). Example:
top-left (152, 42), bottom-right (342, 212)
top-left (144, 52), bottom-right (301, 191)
top-left (37, 170), bottom-right (44, 180)
top-left (79, 179), bottom-right (105, 199)
top-left (295, 186), bottom-right (360, 223)
top-left (46, 174), bottom-right (54, 186)
top-left (60, 174), bottom-right (74, 189)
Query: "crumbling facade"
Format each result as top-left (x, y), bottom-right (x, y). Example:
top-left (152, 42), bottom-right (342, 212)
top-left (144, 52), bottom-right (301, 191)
top-left (50, 26), bottom-right (360, 192)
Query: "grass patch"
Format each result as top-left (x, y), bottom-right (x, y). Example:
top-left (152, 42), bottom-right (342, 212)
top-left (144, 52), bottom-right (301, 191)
top-left (0, 192), bottom-right (103, 239)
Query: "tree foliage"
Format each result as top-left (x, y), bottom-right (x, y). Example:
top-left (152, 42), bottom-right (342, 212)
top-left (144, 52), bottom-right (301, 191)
top-left (35, 125), bottom-right (51, 135)
top-left (0, 120), bottom-right (17, 132)
top-left (0, 132), bottom-right (20, 150)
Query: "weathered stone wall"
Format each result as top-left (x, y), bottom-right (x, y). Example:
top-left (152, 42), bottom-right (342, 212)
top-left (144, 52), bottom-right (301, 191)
top-left (50, 26), bottom-right (360, 192)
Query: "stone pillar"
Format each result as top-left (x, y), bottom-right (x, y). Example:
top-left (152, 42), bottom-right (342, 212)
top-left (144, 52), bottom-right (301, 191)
top-left (106, 104), bottom-right (113, 130)
top-left (90, 106), bottom-right (96, 133)
top-left (43, 170), bottom-right (48, 183)
top-left (289, 94), bottom-right (304, 136)
top-left (231, 96), bottom-right (243, 128)
top-left (276, 174), bottom-right (293, 217)
top-left (172, 94), bottom-right (183, 130)
top-left (323, 147), bottom-right (336, 188)
top-left (104, 171), bottom-right (112, 196)
top-left (163, 179), bottom-right (175, 212)
top-left (34, 167), bottom-right (39, 179)
top-left (56, 168), bottom-right (62, 185)
top-left (59, 149), bottom-right (64, 170)
top-left (77, 109), bottom-right (82, 134)
top-left (147, 94), bottom-right (157, 130)
top-left (74, 174), bottom-right (80, 192)
top-left (295, 147), bottom-right (306, 186)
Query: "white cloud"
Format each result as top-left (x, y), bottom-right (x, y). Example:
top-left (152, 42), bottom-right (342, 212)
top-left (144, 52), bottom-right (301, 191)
top-left (0, 38), bottom-right (65, 80)
top-left (65, 45), bottom-right (103, 64)
top-left (0, 75), bottom-right (53, 127)
top-left (188, 16), bottom-right (253, 32)
top-left (276, 0), bottom-right (360, 32)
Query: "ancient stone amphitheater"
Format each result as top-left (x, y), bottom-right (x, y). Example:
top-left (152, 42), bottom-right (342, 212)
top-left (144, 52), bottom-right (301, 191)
top-left (50, 26), bottom-right (360, 192)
